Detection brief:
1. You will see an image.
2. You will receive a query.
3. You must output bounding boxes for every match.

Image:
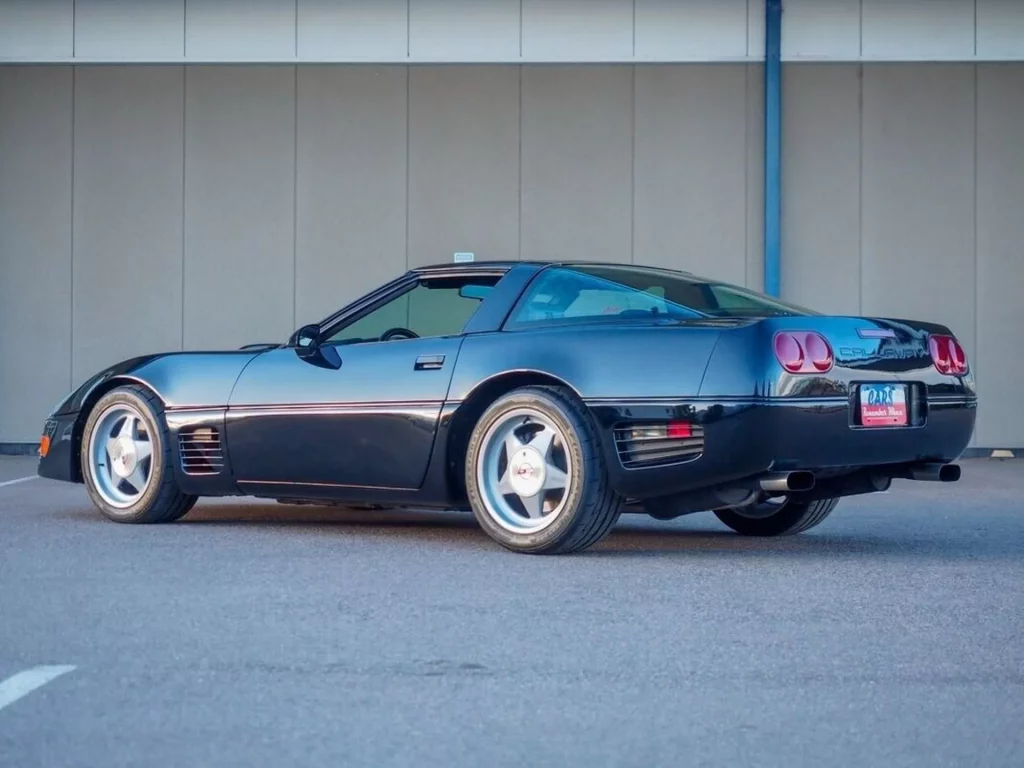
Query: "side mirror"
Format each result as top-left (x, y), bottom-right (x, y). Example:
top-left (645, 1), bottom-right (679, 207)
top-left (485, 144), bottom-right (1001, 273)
top-left (293, 324), bottom-right (322, 358)
top-left (292, 324), bottom-right (341, 370)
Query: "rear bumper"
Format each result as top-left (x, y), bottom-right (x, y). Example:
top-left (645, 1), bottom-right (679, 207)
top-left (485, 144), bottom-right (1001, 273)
top-left (590, 395), bottom-right (977, 499)
top-left (37, 412), bottom-right (80, 483)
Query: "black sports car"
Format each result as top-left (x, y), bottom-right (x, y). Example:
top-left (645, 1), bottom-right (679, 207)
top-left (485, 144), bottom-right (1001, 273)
top-left (38, 260), bottom-right (976, 554)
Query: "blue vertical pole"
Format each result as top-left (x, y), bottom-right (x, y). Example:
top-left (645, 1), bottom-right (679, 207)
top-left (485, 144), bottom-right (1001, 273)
top-left (764, 0), bottom-right (782, 297)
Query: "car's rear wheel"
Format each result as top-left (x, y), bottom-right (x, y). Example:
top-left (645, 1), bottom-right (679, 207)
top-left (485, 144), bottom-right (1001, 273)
top-left (81, 385), bottom-right (197, 524)
top-left (465, 385), bottom-right (622, 554)
top-left (713, 496), bottom-right (839, 536)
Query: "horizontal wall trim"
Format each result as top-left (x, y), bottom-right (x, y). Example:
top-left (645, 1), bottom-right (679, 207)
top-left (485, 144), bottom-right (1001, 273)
top-left (3, 55), bottom-right (1024, 65)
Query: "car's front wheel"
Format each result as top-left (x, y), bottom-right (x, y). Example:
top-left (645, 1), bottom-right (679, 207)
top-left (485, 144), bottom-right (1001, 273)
top-left (714, 496), bottom-right (839, 536)
top-left (80, 385), bottom-right (197, 524)
top-left (465, 385), bottom-right (623, 554)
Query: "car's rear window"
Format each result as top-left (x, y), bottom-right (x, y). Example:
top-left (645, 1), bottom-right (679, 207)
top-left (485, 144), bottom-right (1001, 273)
top-left (506, 264), bottom-right (816, 328)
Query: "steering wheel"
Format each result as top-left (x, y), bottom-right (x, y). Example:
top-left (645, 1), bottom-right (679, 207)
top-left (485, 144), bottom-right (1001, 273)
top-left (380, 327), bottom-right (420, 341)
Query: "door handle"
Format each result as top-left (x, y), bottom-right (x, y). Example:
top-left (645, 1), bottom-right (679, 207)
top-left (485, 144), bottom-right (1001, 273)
top-left (414, 354), bottom-right (445, 371)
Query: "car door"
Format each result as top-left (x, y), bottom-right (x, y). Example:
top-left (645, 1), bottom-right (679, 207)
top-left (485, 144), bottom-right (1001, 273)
top-left (224, 272), bottom-right (501, 491)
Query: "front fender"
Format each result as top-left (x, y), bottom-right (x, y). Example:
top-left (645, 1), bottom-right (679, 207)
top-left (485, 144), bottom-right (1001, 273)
top-left (51, 351), bottom-right (263, 417)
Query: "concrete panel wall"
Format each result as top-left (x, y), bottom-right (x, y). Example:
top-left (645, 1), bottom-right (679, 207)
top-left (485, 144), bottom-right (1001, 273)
top-left (295, 66), bottom-right (407, 326)
top-left (975, 64), bottom-right (1024, 447)
top-left (2, 62), bottom-right (1023, 447)
top-left (0, 67), bottom-right (73, 443)
top-left (72, 67), bottom-right (185, 383)
top-left (7, 0), bottom-right (1024, 63)
top-left (633, 65), bottom-right (748, 283)
top-left (860, 64), bottom-right (977, 365)
top-left (408, 66), bottom-right (521, 267)
top-left (521, 66), bottom-right (634, 262)
top-left (183, 66), bottom-right (296, 348)
top-left (781, 65), bottom-right (862, 314)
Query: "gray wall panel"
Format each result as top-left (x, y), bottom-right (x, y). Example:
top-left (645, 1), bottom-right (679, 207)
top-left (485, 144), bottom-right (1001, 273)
top-left (298, 0), bottom-right (408, 61)
top-left (408, 66), bottom-right (520, 267)
top-left (861, 0), bottom-right (975, 60)
top-left (409, 0), bottom-right (520, 61)
top-left (0, 0), bottom-right (72, 59)
top-left (977, 0), bottom-right (1024, 59)
top-left (183, 66), bottom-right (295, 348)
top-left (521, 0), bottom-right (633, 61)
top-left (634, 0), bottom-right (747, 61)
top-left (781, 65), bottom-right (862, 314)
top-left (633, 65), bottom-right (747, 282)
top-left (72, 67), bottom-right (185, 384)
top-left (295, 66), bottom-right (407, 325)
top-left (185, 0), bottom-right (296, 60)
top-left (0, 67), bottom-right (72, 442)
top-left (745, 64), bottom-right (764, 291)
top-left (521, 66), bottom-right (634, 262)
top-left (861, 65), bottom-right (976, 362)
top-left (975, 64), bottom-right (1024, 447)
top-left (75, 0), bottom-right (185, 59)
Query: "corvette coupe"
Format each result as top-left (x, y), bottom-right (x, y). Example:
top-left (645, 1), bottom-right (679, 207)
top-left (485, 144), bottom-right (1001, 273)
top-left (38, 260), bottom-right (976, 554)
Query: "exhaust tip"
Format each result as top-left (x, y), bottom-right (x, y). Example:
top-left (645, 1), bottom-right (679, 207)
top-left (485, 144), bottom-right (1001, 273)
top-left (787, 470), bottom-right (816, 492)
top-left (938, 463), bottom-right (961, 482)
top-left (759, 471), bottom-right (816, 493)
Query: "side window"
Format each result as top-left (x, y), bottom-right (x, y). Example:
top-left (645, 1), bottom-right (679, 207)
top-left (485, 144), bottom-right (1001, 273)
top-left (506, 268), bottom-right (698, 327)
top-left (325, 276), bottom-right (498, 345)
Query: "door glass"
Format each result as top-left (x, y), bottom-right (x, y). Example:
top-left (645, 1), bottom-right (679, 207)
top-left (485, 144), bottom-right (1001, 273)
top-left (325, 276), bottom-right (499, 345)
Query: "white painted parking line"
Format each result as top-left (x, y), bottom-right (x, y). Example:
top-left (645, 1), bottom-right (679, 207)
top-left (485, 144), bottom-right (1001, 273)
top-left (0, 665), bottom-right (76, 712)
top-left (0, 476), bottom-right (38, 489)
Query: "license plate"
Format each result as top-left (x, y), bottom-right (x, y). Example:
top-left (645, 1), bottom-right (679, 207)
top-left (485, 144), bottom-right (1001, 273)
top-left (860, 383), bottom-right (908, 427)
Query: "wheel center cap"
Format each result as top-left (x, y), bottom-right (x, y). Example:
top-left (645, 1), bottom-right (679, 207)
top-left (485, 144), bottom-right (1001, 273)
top-left (509, 447), bottom-right (545, 497)
top-left (111, 438), bottom-right (136, 478)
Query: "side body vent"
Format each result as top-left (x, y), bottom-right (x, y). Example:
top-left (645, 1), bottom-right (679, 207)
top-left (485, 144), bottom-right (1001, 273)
top-left (614, 422), bottom-right (705, 468)
top-left (179, 426), bottom-right (224, 476)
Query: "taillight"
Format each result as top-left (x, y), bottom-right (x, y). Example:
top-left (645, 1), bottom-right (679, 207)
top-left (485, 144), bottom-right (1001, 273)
top-left (929, 334), bottom-right (968, 376)
top-left (773, 331), bottom-right (833, 374)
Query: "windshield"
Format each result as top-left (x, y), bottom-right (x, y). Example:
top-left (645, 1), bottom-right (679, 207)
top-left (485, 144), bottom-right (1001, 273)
top-left (507, 264), bottom-right (816, 328)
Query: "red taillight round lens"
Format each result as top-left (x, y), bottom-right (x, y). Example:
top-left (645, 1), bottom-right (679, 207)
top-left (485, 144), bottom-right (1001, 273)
top-left (774, 331), bottom-right (833, 374)
top-left (929, 334), bottom-right (967, 375)
top-left (948, 337), bottom-right (967, 374)
top-left (803, 332), bottom-right (834, 372)
top-left (774, 333), bottom-right (804, 372)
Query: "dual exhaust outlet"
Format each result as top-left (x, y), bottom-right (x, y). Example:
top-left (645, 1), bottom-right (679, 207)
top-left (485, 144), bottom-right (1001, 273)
top-left (759, 462), bottom-right (961, 495)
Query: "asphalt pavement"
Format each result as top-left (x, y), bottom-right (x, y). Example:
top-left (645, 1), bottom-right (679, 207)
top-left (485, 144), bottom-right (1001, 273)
top-left (1, 455), bottom-right (1022, 767)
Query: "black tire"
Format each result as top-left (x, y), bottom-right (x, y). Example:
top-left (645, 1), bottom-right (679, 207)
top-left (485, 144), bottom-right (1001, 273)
top-left (465, 385), bottom-right (623, 554)
top-left (80, 385), bottom-right (198, 524)
top-left (713, 496), bottom-right (839, 537)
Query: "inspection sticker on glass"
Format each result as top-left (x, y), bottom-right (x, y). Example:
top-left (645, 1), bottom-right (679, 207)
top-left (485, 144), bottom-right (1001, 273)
top-left (453, 252), bottom-right (475, 263)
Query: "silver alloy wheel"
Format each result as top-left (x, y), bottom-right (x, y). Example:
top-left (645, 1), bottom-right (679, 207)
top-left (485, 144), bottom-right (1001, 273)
top-left (475, 407), bottom-right (573, 534)
top-left (87, 403), bottom-right (155, 509)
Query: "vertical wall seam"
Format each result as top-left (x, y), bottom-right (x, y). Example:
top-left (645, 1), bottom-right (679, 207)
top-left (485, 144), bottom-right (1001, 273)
top-left (407, 0), bottom-right (411, 59)
top-left (294, 0), bottom-right (299, 59)
top-left (72, 0), bottom-right (76, 58)
top-left (181, 66), bottom-right (187, 349)
top-left (857, 63), bottom-right (864, 315)
top-left (69, 65), bottom-right (76, 388)
top-left (630, 65), bottom-right (635, 264)
top-left (183, 0), bottom-right (187, 57)
top-left (292, 65), bottom-right (298, 329)
top-left (743, 65), bottom-right (749, 287)
top-left (973, 0), bottom-right (978, 57)
top-left (404, 66), bottom-right (410, 269)
top-left (517, 65), bottom-right (523, 261)
top-left (631, 0), bottom-right (636, 58)
top-left (858, 0), bottom-right (863, 58)
top-left (519, 0), bottom-right (523, 58)
top-left (972, 62), bottom-right (979, 406)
